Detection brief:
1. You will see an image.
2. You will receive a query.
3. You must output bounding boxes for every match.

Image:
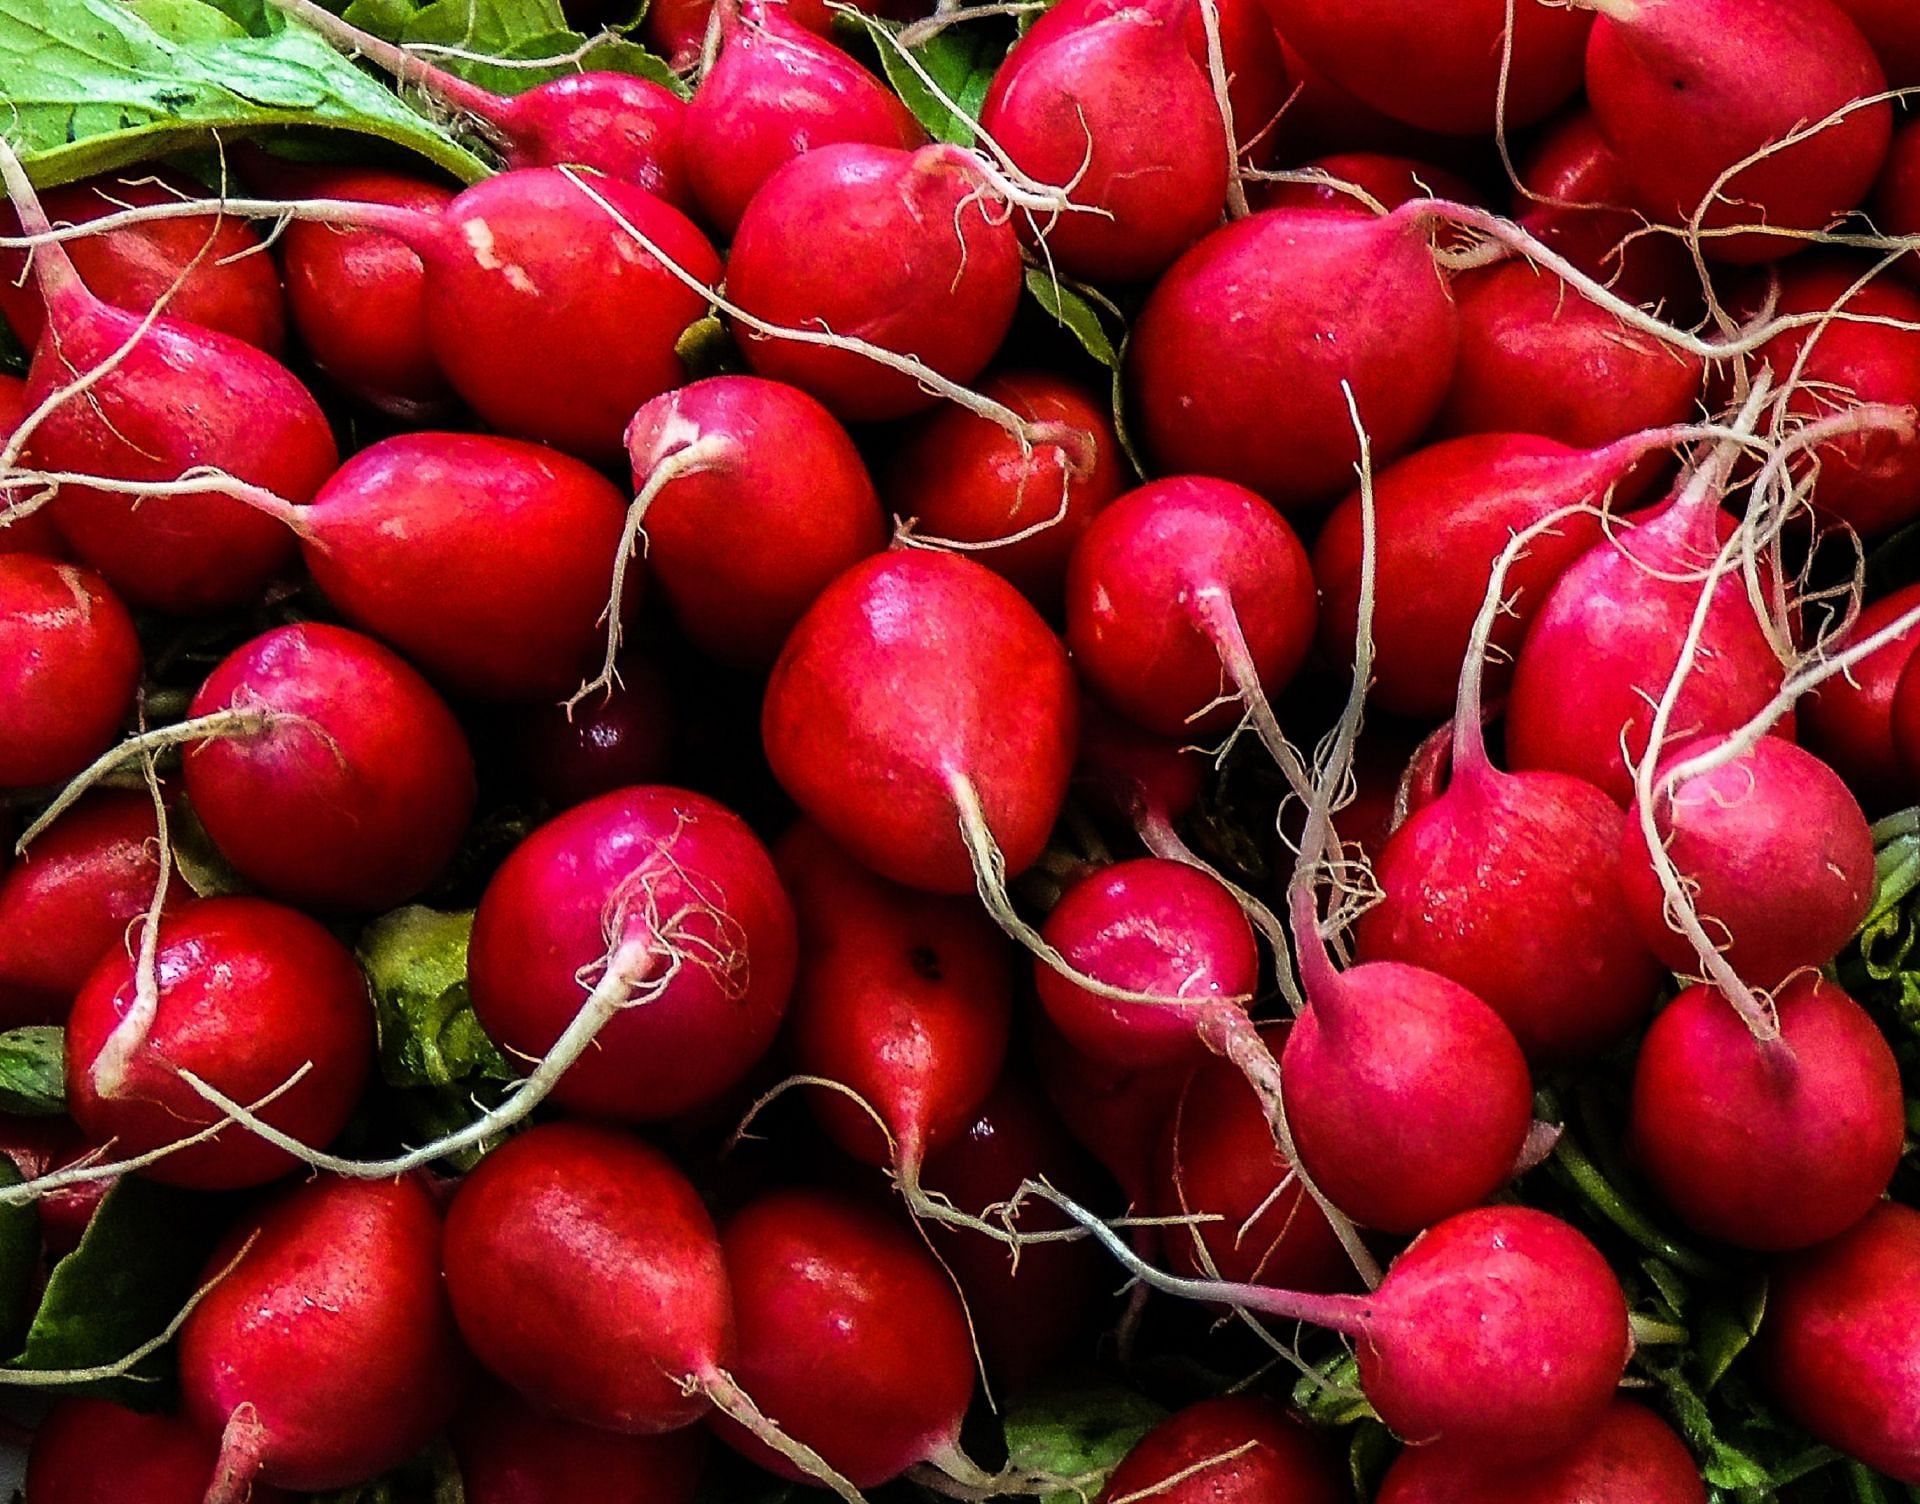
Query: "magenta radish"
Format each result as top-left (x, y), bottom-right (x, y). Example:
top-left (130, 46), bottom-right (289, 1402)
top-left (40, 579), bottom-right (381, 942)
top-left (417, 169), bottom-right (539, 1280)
top-left (725, 143), bottom-right (1023, 422)
top-left (621, 376), bottom-right (886, 672)
top-left (1127, 206), bottom-right (1459, 507)
top-left (26, 1400), bottom-right (292, 1504)
top-left (0, 375), bottom-right (63, 558)
top-left (180, 1175), bottom-right (465, 1498)
top-left (1252, 151), bottom-right (1479, 215)
top-left (1100, 1397), bottom-right (1342, 1504)
top-left (453, 1388), bottom-right (707, 1504)
top-left (1803, 582), bottom-right (1920, 808)
top-left (0, 555), bottom-right (139, 790)
top-left (762, 550), bottom-right (1078, 894)
top-left (1630, 974), bottom-right (1902, 1251)
top-left (468, 785), bottom-right (795, 1121)
top-left (1584, 0), bottom-right (1892, 263)
top-left (510, 657), bottom-right (676, 808)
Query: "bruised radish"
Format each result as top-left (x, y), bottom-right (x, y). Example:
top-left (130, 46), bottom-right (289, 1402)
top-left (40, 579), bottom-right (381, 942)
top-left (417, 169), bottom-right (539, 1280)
top-left (0, 556), bottom-right (139, 789)
top-left (1252, 151), bottom-right (1479, 214)
top-left (453, 1387), bottom-right (706, 1504)
top-left (1631, 975), bottom-right (1902, 1251)
top-left (726, 144), bottom-right (1022, 422)
top-left (509, 658), bottom-right (676, 809)
top-left (468, 786), bottom-right (795, 1121)
top-left (1128, 206), bottom-right (1459, 507)
top-left (180, 1175), bottom-right (465, 1497)
top-left (183, 623), bottom-right (476, 911)
top-left (66, 897), bottom-right (373, 1189)
top-left (1100, 1397), bottom-right (1342, 1504)
top-left (1803, 582), bottom-right (1920, 808)
top-left (0, 375), bottom-right (62, 557)
top-left (26, 1400), bottom-right (291, 1504)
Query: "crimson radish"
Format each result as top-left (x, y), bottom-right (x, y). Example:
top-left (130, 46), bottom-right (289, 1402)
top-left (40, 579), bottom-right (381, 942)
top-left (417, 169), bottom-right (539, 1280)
top-left (1173, 0), bottom-right (1289, 169)
top-left (1034, 1019), bottom-right (1188, 1212)
top-left (510, 657), bottom-right (676, 808)
top-left (0, 1115), bottom-right (109, 1257)
top-left (1892, 647), bottom-right (1920, 782)
top-left (1877, 115), bottom-right (1920, 285)
top-left (1073, 700), bottom-right (1206, 830)
top-left (453, 1388), bottom-right (707, 1504)
top-left (26, 1400), bottom-right (291, 1504)
top-left (1253, 151), bottom-right (1479, 215)
top-left (0, 555), bottom-right (139, 790)
top-left (1100, 1397), bottom-right (1341, 1504)
top-left (1803, 582), bottom-right (1920, 808)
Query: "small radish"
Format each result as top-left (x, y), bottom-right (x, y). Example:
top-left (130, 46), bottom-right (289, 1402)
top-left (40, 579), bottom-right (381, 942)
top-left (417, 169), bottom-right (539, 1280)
top-left (180, 1175), bottom-right (466, 1498)
top-left (1583, 0), bottom-right (1892, 263)
top-left (762, 550), bottom-right (1078, 895)
top-left (66, 897), bottom-right (373, 1190)
top-left (1802, 582), bottom-right (1920, 809)
top-left (1099, 1397), bottom-right (1342, 1504)
top-left (1630, 975), bottom-right (1903, 1251)
top-left (26, 1400), bottom-right (291, 1504)
top-left (468, 786), bottom-right (796, 1121)
top-left (1252, 151), bottom-right (1479, 214)
top-left (0, 555), bottom-right (139, 790)
top-left (0, 375), bottom-right (63, 557)
top-left (726, 144), bottom-right (1023, 422)
top-left (509, 657), bottom-right (676, 809)
top-left (684, 0), bottom-right (924, 234)
top-left (453, 1387), bottom-right (707, 1504)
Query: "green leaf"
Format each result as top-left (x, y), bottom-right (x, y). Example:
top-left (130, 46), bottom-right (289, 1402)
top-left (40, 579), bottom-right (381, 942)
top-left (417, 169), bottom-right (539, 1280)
top-left (341, 0), bottom-right (686, 96)
top-left (1697, 1275), bottom-right (1768, 1392)
top-left (358, 906), bottom-right (511, 1091)
top-left (1023, 267), bottom-right (1121, 369)
top-left (0, 1028), bottom-right (65, 1118)
top-left (1002, 1382), bottom-right (1166, 1504)
top-left (675, 312), bottom-right (737, 379)
top-left (0, 0), bottom-right (490, 187)
top-left (840, 12), bottom-right (998, 145)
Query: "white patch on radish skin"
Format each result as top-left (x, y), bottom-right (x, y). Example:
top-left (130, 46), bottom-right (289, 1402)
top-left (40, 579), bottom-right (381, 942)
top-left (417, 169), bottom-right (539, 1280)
top-left (460, 217), bottom-right (537, 295)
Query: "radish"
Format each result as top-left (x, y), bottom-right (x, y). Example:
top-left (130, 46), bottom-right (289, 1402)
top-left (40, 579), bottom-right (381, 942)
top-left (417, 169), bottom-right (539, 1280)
top-left (510, 656), bottom-right (676, 809)
top-left (0, 375), bottom-right (62, 557)
top-left (1034, 1018), bottom-right (1188, 1212)
top-left (1836, 0), bottom-right (1920, 83)
top-left (1073, 700), bottom-right (1206, 830)
top-left (684, 0), bottom-right (924, 234)
top-left (1376, 1399), bottom-right (1705, 1504)
top-left (26, 1400), bottom-right (292, 1504)
top-left (1891, 647), bottom-right (1920, 782)
top-left (0, 1114), bottom-right (112, 1257)
top-left (1128, 206), bottom-right (1459, 508)
top-left (1802, 582), bottom-right (1920, 808)
top-left (725, 144), bottom-right (1023, 422)
top-left (1582, 0), bottom-right (1892, 263)
top-left (1173, 0), bottom-right (1289, 170)
top-left (453, 1387), bottom-right (707, 1504)
top-left (1763, 1202), bottom-right (1920, 1484)
top-left (179, 1175), bottom-right (466, 1498)
top-left (1877, 116), bottom-right (1920, 285)
top-left (976, 0), bottom-right (1230, 283)
top-left (1630, 975), bottom-right (1903, 1250)
top-left (761, 549), bottom-right (1078, 895)
top-left (468, 785), bottom-right (796, 1121)
top-left (65, 896), bottom-right (374, 1190)
top-left (0, 555), bottom-right (139, 790)
top-left (646, 0), bottom-right (718, 64)
top-left (1252, 151), bottom-right (1479, 215)
top-left (1099, 1397), bottom-right (1342, 1504)
top-left (1265, 31), bottom-right (1452, 159)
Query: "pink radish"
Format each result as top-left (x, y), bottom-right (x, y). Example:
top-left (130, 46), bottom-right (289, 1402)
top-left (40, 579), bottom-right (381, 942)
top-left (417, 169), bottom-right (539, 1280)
top-left (26, 1400), bottom-right (291, 1504)
top-left (453, 1387), bottom-right (707, 1504)
top-left (1100, 1397), bottom-right (1342, 1504)
top-left (0, 375), bottom-right (62, 557)
top-left (180, 1175), bottom-right (465, 1498)
top-left (468, 785), bottom-right (796, 1121)
top-left (510, 657), bottom-right (676, 808)
top-left (1252, 151), bottom-right (1479, 214)
top-left (0, 555), bottom-right (139, 790)
top-left (1802, 582), bottom-right (1920, 809)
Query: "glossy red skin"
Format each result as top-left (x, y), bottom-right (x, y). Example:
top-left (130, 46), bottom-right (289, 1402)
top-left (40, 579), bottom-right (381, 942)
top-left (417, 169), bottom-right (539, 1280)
top-left (1377, 1399), bottom-right (1705, 1504)
top-left (0, 170), bottom-right (285, 354)
top-left (26, 1400), bottom-right (291, 1504)
top-left (1283, 959), bottom-right (1532, 1234)
top-left (1507, 494), bottom-right (1796, 805)
top-left (1621, 736), bottom-right (1874, 986)
top-left (1632, 976), bottom-right (1901, 1251)
top-left (454, 1388), bottom-right (706, 1504)
top-left (0, 556), bottom-right (139, 789)
top-left (762, 550), bottom-right (1079, 894)
top-left (1128, 208), bottom-right (1459, 508)
top-left (66, 898), bottom-right (373, 1190)
top-left (511, 657), bottom-right (675, 808)
top-left (494, 73), bottom-right (693, 210)
top-left (0, 375), bottom-right (64, 558)
top-left (1763, 1202), bottom-right (1920, 1483)
top-left (1587, 0), bottom-right (1892, 264)
top-left (0, 1116), bottom-right (111, 1256)
top-left (423, 169), bottom-right (720, 462)
top-left (1037, 858), bottom-right (1256, 1072)
top-left (1072, 699), bottom-right (1206, 825)
top-left (1836, 0), bottom-right (1920, 83)
top-left (778, 821), bottom-right (1012, 1168)
top-left (1066, 475), bottom-right (1317, 736)
top-left (469, 786), bottom-right (795, 1119)
top-left (0, 790), bottom-right (161, 1026)
top-left (302, 431), bottom-right (630, 701)
top-left (1314, 435), bottom-right (1624, 720)
top-left (883, 370), bottom-right (1124, 613)
top-left (1155, 1025), bottom-right (1350, 1291)
top-left (1436, 264), bottom-right (1707, 450)
top-left (727, 144), bottom-right (1023, 422)
top-left (1252, 151), bottom-right (1477, 214)
top-left (711, 1189), bottom-right (975, 1486)
top-left (1259, 0), bottom-right (1588, 133)
top-left (1877, 116), bottom-right (1920, 286)
top-left (1100, 1397), bottom-right (1342, 1504)
top-left (180, 1176), bottom-right (465, 1493)
top-left (444, 1124), bottom-right (733, 1433)
top-left (281, 168), bottom-right (455, 415)
top-left (979, 2), bottom-right (1230, 283)
top-left (1803, 583), bottom-right (1920, 809)
top-left (1033, 1018), bottom-right (1188, 1208)
top-left (626, 376), bottom-right (886, 668)
top-left (683, 0), bottom-right (924, 234)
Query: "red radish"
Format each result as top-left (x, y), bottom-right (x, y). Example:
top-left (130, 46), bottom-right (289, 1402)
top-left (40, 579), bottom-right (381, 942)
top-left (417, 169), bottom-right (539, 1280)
top-left (1892, 647), bottom-right (1920, 782)
top-left (183, 623), bottom-right (476, 911)
top-left (1877, 116), bottom-right (1920, 285)
top-left (0, 168), bottom-right (285, 354)
top-left (509, 657), bottom-right (675, 808)
top-left (1034, 1019), bottom-right (1188, 1211)
top-left (1128, 206), bottom-right (1459, 508)
top-left (1173, 0), bottom-right (1290, 168)
top-left (1583, 0), bottom-right (1892, 263)
top-left (468, 786), bottom-right (796, 1121)
top-left (884, 370), bottom-right (1124, 613)
top-left (726, 144), bottom-right (1023, 422)
top-left (0, 791), bottom-right (161, 1026)
top-left (1073, 699), bottom-right (1206, 829)
top-left (298, 431), bottom-right (630, 701)
top-left (1252, 151), bottom-right (1478, 214)
top-left (0, 375), bottom-right (64, 557)
top-left (1619, 735), bottom-right (1874, 985)
top-left (1265, 32), bottom-right (1454, 158)
top-left (684, 0), bottom-right (924, 234)
top-left (180, 1175), bottom-right (465, 1498)
top-left (66, 897), bottom-right (373, 1190)
top-left (1376, 1399), bottom-right (1705, 1504)
top-left (646, 0), bottom-right (718, 65)
top-left (762, 550), bottom-right (1078, 895)
top-left (26, 1400), bottom-right (291, 1504)
top-left (1802, 582), bottom-right (1920, 808)
top-left (621, 376), bottom-right (886, 671)
top-left (453, 1388), bottom-right (707, 1504)
top-left (1099, 1397), bottom-right (1341, 1504)
top-left (977, 0), bottom-right (1230, 283)
top-left (1763, 1202), bottom-right (1920, 1484)
top-left (1836, 0), bottom-right (1920, 83)
top-left (0, 1115), bottom-right (112, 1256)
top-left (0, 556), bottom-right (139, 789)
top-left (1630, 975), bottom-right (1902, 1251)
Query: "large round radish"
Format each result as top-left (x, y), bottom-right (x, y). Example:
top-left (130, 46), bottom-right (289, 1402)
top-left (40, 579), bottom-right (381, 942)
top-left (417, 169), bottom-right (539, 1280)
top-left (1100, 1397), bottom-right (1342, 1504)
top-left (0, 555), bottom-right (139, 790)
top-left (453, 1388), bottom-right (706, 1504)
top-left (1803, 583), bottom-right (1920, 809)
top-left (26, 1400), bottom-right (292, 1504)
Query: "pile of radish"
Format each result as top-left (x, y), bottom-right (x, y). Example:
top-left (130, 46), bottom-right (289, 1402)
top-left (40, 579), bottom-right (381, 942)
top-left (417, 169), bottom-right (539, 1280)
top-left (6, 0), bottom-right (1920, 1497)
